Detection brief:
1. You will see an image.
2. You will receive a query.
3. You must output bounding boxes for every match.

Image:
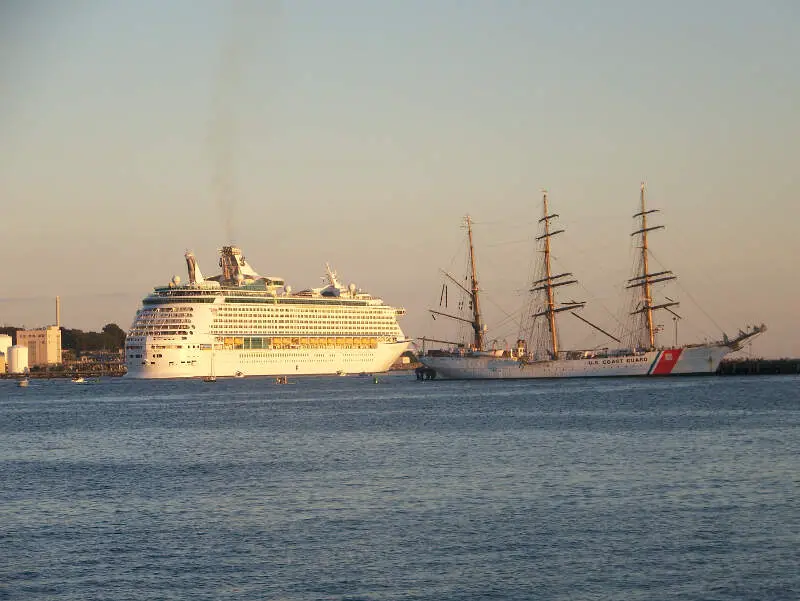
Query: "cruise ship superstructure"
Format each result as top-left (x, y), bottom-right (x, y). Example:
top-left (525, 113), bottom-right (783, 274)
top-left (125, 246), bottom-right (410, 378)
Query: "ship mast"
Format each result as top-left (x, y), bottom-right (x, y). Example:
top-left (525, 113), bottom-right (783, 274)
top-left (639, 184), bottom-right (656, 348)
top-left (542, 193), bottom-right (559, 355)
top-left (427, 215), bottom-right (486, 351)
top-left (628, 183), bottom-right (678, 349)
top-left (530, 191), bottom-right (584, 359)
top-left (466, 215), bottom-right (484, 351)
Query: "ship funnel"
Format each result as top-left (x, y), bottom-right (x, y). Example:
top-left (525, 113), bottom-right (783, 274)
top-left (185, 251), bottom-right (205, 284)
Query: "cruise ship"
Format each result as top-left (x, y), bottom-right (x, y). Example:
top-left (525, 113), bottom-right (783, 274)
top-left (125, 246), bottom-right (411, 378)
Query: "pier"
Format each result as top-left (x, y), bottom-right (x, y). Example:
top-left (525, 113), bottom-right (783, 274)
top-left (717, 358), bottom-right (800, 376)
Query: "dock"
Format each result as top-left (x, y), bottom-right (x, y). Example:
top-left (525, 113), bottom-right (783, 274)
top-left (717, 358), bottom-right (800, 376)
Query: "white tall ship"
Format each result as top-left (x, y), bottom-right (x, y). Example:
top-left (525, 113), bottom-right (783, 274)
top-left (125, 246), bottom-right (410, 378)
top-left (420, 185), bottom-right (765, 379)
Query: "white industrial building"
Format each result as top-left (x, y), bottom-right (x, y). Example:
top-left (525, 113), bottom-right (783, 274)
top-left (0, 333), bottom-right (11, 357)
top-left (8, 345), bottom-right (29, 374)
top-left (0, 333), bottom-right (11, 374)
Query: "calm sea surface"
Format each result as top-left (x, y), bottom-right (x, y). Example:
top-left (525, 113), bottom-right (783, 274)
top-left (1, 374), bottom-right (798, 600)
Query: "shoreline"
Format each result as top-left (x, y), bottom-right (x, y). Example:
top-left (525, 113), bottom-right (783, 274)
top-left (3, 358), bottom-right (797, 380)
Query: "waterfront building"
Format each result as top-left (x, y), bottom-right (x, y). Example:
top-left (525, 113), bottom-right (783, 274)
top-left (0, 334), bottom-right (12, 359)
top-left (8, 345), bottom-right (29, 374)
top-left (17, 326), bottom-right (62, 367)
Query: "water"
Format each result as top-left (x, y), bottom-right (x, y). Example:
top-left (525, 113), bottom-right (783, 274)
top-left (1, 374), bottom-right (798, 600)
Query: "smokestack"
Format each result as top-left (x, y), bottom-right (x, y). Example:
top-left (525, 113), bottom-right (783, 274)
top-left (56, 296), bottom-right (61, 328)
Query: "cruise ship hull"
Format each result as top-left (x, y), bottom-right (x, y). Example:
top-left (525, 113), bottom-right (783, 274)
top-left (127, 337), bottom-right (410, 379)
top-left (421, 344), bottom-right (733, 379)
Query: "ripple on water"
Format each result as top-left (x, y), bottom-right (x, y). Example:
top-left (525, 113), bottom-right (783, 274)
top-left (1, 375), bottom-right (798, 600)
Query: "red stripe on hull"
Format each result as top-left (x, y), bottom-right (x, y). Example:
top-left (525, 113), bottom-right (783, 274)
top-left (651, 348), bottom-right (683, 375)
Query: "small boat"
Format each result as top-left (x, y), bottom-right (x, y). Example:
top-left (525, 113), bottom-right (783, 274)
top-left (275, 375), bottom-right (289, 384)
top-left (71, 376), bottom-right (85, 384)
top-left (336, 370), bottom-right (347, 377)
top-left (203, 375), bottom-right (217, 383)
top-left (234, 371), bottom-right (244, 378)
top-left (18, 378), bottom-right (29, 388)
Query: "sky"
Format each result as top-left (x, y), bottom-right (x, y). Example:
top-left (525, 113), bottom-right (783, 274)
top-left (1, 0), bottom-right (798, 358)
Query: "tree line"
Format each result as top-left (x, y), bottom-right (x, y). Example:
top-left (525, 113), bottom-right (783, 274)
top-left (0, 324), bottom-right (126, 353)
